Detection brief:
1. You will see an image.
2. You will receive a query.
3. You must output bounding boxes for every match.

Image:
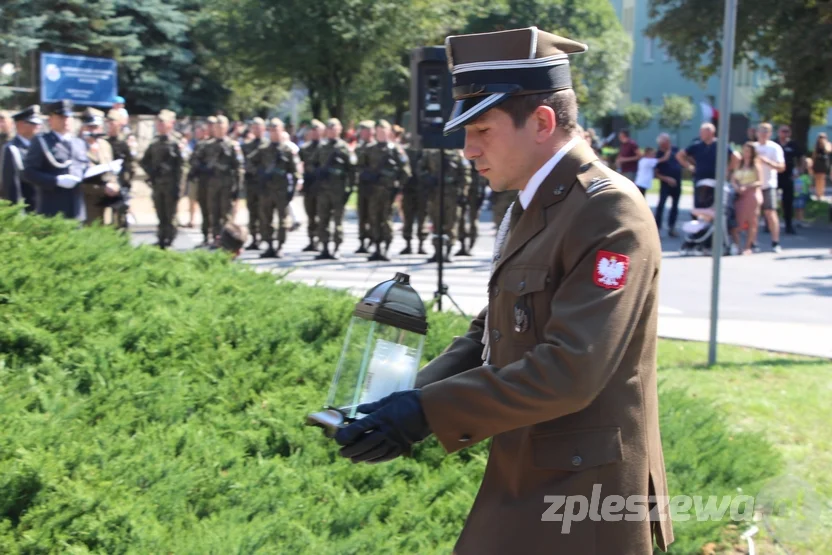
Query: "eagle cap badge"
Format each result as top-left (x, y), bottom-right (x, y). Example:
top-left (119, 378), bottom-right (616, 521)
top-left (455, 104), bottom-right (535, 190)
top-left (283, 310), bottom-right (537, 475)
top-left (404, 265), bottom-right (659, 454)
top-left (594, 250), bottom-right (629, 290)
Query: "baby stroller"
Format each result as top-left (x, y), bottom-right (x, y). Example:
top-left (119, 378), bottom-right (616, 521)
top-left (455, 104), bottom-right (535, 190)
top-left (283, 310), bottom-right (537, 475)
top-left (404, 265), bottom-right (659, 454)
top-left (680, 180), bottom-right (736, 256)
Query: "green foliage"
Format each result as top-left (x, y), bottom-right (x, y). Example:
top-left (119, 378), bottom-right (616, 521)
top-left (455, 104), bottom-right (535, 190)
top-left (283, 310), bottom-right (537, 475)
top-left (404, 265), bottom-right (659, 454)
top-left (658, 94), bottom-right (694, 132)
top-left (623, 102), bottom-right (654, 131)
top-left (0, 205), bottom-right (780, 553)
top-left (646, 0), bottom-right (832, 149)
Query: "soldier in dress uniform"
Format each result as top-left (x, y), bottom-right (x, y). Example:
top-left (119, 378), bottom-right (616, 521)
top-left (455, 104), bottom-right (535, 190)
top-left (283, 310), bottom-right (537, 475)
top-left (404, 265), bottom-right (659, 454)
top-left (353, 120), bottom-right (376, 253)
top-left (313, 118), bottom-right (354, 260)
top-left (1, 105), bottom-right (41, 211)
top-left (79, 108), bottom-right (119, 226)
top-left (105, 109), bottom-right (135, 229)
top-left (241, 117), bottom-right (268, 250)
top-left (456, 169), bottom-right (488, 256)
top-left (202, 115), bottom-right (244, 244)
top-left (333, 27), bottom-right (674, 555)
top-left (299, 119), bottom-right (325, 252)
top-left (399, 137), bottom-right (428, 255)
top-left (420, 148), bottom-right (470, 263)
top-left (357, 119), bottom-right (411, 261)
top-left (249, 118), bottom-right (300, 258)
top-left (23, 100), bottom-right (88, 221)
top-left (140, 110), bottom-right (183, 248)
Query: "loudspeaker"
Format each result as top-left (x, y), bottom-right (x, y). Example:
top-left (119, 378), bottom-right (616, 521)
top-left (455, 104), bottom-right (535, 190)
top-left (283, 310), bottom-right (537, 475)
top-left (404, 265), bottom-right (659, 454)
top-left (409, 46), bottom-right (465, 151)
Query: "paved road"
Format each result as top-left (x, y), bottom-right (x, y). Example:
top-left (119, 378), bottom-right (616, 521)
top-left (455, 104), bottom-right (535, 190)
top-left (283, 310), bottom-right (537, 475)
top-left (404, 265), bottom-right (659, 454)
top-left (130, 191), bottom-right (832, 358)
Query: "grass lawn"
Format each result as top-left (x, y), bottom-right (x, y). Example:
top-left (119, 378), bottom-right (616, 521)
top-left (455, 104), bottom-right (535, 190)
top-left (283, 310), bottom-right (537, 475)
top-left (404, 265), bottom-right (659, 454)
top-left (656, 341), bottom-right (832, 554)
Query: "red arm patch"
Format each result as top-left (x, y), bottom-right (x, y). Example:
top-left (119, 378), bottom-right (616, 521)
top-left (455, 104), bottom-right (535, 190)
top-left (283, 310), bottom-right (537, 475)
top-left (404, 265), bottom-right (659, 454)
top-left (594, 250), bottom-right (629, 289)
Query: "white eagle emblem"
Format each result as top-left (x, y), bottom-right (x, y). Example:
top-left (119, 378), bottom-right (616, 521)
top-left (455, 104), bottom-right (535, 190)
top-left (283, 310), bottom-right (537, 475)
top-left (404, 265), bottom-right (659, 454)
top-left (596, 255), bottom-right (626, 287)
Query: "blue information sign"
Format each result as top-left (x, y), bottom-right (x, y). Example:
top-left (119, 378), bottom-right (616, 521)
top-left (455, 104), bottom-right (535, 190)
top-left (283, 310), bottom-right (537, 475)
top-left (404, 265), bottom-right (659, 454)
top-left (40, 53), bottom-right (118, 107)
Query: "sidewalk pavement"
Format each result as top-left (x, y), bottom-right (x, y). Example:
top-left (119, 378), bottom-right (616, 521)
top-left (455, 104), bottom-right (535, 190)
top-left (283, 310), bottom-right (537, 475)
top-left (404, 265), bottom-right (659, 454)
top-left (127, 182), bottom-right (832, 360)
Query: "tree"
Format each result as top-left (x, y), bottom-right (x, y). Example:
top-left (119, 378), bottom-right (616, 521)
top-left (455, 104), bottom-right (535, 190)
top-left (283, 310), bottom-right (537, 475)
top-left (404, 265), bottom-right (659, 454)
top-left (622, 102), bottom-right (654, 141)
top-left (463, 0), bottom-right (632, 123)
top-left (0, 1), bottom-right (45, 102)
top-left (646, 0), bottom-right (832, 150)
top-left (658, 94), bottom-right (694, 143)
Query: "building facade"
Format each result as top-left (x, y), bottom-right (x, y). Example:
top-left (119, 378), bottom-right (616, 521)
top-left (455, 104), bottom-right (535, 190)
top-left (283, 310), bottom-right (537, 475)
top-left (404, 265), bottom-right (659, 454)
top-left (608, 0), bottom-right (831, 148)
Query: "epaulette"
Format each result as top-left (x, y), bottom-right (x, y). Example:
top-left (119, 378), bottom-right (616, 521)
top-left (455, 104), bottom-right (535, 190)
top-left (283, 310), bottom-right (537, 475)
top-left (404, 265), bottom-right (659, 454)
top-left (577, 160), bottom-right (616, 196)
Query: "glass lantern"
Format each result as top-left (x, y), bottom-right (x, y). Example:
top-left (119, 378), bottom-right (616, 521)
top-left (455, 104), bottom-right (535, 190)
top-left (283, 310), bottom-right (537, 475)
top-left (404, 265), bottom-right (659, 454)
top-left (307, 272), bottom-right (428, 436)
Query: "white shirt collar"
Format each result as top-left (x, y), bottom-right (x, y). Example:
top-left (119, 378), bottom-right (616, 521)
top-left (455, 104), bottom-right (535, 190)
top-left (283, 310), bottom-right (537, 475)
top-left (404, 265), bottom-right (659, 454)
top-left (18, 136), bottom-right (31, 147)
top-left (52, 130), bottom-right (73, 142)
top-left (518, 136), bottom-right (581, 209)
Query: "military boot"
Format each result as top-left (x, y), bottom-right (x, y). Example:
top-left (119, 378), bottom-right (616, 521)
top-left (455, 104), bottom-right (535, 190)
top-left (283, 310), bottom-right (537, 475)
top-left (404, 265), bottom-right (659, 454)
top-left (417, 239), bottom-right (427, 255)
top-left (400, 240), bottom-right (413, 255)
top-left (260, 242), bottom-right (279, 258)
top-left (355, 238), bottom-right (369, 254)
top-left (302, 239), bottom-right (319, 252)
top-left (368, 242), bottom-right (389, 262)
top-left (245, 236), bottom-right (260, 250)
top-left (316, 243), bottom-right (336, 260)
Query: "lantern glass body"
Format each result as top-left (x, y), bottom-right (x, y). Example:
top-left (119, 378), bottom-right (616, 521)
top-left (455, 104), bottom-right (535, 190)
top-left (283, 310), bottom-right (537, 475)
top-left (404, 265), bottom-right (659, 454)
top-left (326, 315), bottom-right (426, 420)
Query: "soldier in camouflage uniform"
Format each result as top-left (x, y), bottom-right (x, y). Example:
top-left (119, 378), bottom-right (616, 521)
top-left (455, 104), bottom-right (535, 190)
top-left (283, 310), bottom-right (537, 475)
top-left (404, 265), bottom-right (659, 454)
top-left (456, 168), bottom-right (487, 256)
top-left (187, 117), bottom-right (216, 245)
top-left (195, 115), bottom-right (243, 245)
top-left (105, 109), bottom-right (135, 230)
top-left (419, 148), bottom-right (470, 263)
top-left (79, 108), bottom-right (119, 226)
top-left (299, 119), bottom-right (325, 252)
top-left (353, 120), bottom-right (375, 253)
top-left (357, 119), bottom-right (411, 262)
top-left (313, 118), bottom-right (354, 260)
top-left (140, 110), bottom-right (183, 248)
top-left (400, 137), bottom-right (428, 255)
top-left (249, 118), bottom-right (300, 258)
top-left (241, 117), bottom-right (268, 249)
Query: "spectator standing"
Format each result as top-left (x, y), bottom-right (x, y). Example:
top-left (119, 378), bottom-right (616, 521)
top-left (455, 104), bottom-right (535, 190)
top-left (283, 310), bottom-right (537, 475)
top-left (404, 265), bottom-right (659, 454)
top-left (794, 158), bottom-right (813, 225)
top-left (811, 133), bottom-right (831, 200)
top-left (615, 128), bottom-right (640, 182)
top-left (654, 133), bottom-right (683, 236)
top-left (676, 122), bottom-right (739, 209)
top-left (775, 124), bottom-right (803, 234)
top-left (755, 123), bottom-right (786, 252)
top-left (730, 142), bottom-right (763, 254)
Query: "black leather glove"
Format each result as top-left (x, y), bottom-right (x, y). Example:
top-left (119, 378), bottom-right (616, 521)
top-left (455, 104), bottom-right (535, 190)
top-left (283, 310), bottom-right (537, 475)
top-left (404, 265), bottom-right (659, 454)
top-left (334, 390), bottom-right (431, 464)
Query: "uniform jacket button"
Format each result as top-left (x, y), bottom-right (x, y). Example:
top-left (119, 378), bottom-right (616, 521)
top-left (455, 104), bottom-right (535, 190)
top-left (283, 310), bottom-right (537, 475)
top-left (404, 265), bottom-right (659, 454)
top-left (571, 455), bottom-right (582, 467)
top-left (491, 329), bottom-right (501, 342)
top-left (459, 434), bottom-right (472, 443)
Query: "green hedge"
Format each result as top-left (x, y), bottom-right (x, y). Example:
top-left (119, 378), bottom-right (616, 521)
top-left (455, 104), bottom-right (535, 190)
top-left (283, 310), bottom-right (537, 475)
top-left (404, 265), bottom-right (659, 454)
top-left (0, 205), bottom-right (780, 554)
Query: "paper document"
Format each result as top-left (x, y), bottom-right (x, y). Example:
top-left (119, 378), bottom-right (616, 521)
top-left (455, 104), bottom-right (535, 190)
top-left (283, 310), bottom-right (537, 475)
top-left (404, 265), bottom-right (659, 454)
top-left (84, 159), bottom-right (124, 179)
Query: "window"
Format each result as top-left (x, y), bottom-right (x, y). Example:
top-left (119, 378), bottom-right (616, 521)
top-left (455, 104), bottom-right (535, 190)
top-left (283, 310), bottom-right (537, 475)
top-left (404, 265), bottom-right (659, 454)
top-left (644, 38), bottom-right (654, 63)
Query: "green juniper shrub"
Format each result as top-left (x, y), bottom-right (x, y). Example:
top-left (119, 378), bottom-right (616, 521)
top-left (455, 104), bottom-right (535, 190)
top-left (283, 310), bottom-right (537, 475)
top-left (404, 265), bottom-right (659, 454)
top-left (0, 205), bottom-right (780, 554)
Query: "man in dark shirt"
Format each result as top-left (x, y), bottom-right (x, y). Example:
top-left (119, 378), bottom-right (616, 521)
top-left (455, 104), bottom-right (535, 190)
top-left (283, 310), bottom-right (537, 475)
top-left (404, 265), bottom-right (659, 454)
top-left (654, 133), bottom-right (683, 236)
top-left (676, 122), bottom-right (739, 208)
top-left (775, 125), bottom-right (803, 234)
top-left (615, 128), bottom-right (640, 181)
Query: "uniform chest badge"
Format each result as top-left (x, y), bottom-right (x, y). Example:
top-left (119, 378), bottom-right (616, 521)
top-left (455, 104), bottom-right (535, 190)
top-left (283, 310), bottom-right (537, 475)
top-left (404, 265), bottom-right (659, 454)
top-left (514, 301), bottom-right (530, 333)
top-left (594, 250), bottom-right (629, 290)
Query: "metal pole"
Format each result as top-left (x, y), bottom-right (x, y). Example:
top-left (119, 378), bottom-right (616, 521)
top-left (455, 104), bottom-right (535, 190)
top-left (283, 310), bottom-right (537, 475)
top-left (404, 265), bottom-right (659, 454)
top-left (437, 149), bottom-right (445, 311)
top-left (708, 0), bottom-right (739, 366)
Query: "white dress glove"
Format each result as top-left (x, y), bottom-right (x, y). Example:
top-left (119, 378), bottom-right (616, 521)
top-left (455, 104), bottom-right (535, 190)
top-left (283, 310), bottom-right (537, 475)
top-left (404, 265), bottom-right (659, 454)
top-left (56, 174), bottom-right (82, 189)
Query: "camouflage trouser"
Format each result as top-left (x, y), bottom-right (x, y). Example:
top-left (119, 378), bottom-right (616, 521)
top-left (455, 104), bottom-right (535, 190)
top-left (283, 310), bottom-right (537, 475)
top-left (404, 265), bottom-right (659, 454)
top-left (244, 175), bottom-right (260, 238)
top-left (368, 185), bottom-right (394, 244)
top-left (303, 185), bottom-right (318, 240)
top-left (316, 184), bottom-right (346, 245)
top-left (491, 190), bottom-right (515, 226)
top-left (357, 184), bottom-right (371, 242)
top-left (260, 186), bottom-right (290, 245)
top-left (428, 189), bottom-right (459, 246)
top-left (196, 178), bottom-right (210, 239)
top-left (206, 176), bottom-right (234, 239)
top-left (152, 184), bottom-right (179, 244)
top-left (401, 186), bottom-right (428, 242)
top-left (457, 195), bottom-right (482, 247)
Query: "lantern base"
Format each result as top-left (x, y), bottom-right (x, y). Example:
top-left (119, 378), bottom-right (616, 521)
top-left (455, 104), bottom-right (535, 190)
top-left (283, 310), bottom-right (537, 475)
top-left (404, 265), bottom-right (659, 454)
top-left (306, 408), bottom-right (355, 438)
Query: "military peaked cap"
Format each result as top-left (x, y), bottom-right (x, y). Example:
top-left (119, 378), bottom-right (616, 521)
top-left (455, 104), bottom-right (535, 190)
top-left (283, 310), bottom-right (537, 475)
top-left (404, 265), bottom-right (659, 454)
top-left (81, 108), bottom-right (105, 126)
top-left (12, 105), bottom-right (42, 125)
top-left (157, 109), bottom-right (177, 123)
top-left (206, 116), bottom-right (218, 124)
top-left (443, 26), bottom-right (587, 134)
top-left (44, 99), bottom-right (74, 117)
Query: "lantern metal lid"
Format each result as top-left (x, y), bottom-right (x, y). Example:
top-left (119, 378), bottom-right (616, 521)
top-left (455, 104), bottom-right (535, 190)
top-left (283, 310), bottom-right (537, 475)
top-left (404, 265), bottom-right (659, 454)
top-left (353, 272), bottom-right (428, 335)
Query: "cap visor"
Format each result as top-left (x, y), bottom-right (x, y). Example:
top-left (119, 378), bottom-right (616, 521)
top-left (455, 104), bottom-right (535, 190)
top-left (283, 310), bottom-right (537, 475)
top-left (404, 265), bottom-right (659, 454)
top-left (443, 93), bottom-right (508, 135)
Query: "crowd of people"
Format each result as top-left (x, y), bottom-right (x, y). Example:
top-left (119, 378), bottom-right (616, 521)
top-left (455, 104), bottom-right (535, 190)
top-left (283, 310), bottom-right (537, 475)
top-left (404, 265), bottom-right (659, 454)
top-left (3, 100), bottom-right (830, 260)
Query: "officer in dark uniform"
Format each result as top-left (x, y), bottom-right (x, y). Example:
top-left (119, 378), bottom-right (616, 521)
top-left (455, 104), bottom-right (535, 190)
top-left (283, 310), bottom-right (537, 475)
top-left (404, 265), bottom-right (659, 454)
top-left (23, 100), bottom-right (88, 220)
top-left (1, 105), bottom-right (41, 211)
